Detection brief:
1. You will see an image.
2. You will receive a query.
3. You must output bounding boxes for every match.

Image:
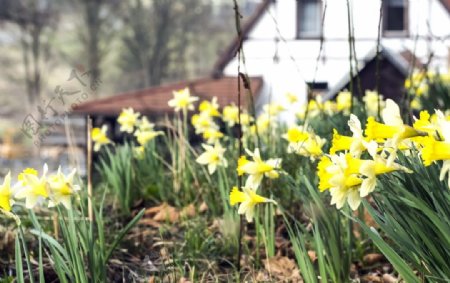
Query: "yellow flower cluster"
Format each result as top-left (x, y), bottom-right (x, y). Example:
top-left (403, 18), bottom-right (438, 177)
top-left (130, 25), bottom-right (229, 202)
top-left (296, 91), bottom-right (351, 120)
top-left (282, 125), bottom-right (326, 160)
top-left (405, 71), bottom-right (450, 110)
top-left (192, 97), bottom-right (225, 144)
top-left (319, 98), bottom-right (450, 210)
top-left (413, 110), bottom-right (450, 187)
top-left (230, 148), bottom-right (280, 222)
top-left (1, 165), bottom-right (80, 218)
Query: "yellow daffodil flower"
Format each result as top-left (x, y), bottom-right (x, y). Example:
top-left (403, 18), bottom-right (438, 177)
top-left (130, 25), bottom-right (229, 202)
top-left (168, 87), bottom-right (198, 112)
top-left (359, 145), bottom-right (412, 197)
top-left (330, 115), bottom-right (368, 157)
top-left (263, 103), bottom-right (285, 116)
top-left (202, 128), bottom-right (224, 144)
top-left (134, 129), bottom-right (163, 146)
top-left (137, 116), bottom-right (155, 132)
top-left (192, 113), bottom-right (215, 134)
top-left (237, 148), bottom-right (281, 189)
top-left (92, 125), bottom-right (111, 152)
top-left (336, 91), bottom-right (352, 113)
top-left (282, 126), bottom-right (309, 144)
top-left (118, 108), bottom-right (140, 133)
top-left (285, 92), bottom-right (298, 104)
top-left (133, 146), bottom-right (145, 159)
top-left (222, 104), bottom-right (240, 127)
top-left (0, 172), bottom-right (14, 212)
top-left (365, 100), bottom-right (423, 148)
top-left (323, 100), bottom-right (338, 115)
top-left (363, 90), bottom-right (384, 117)
top-left (47, 167), bottom-right (80, 209)
top-left (229, 186), bottom-right (276, 222)
top-left (240, 112), bottom-right (252, 126)
top-left (17, 168), bottom-right (38, 187)
top-left (196, 143), bottom-right (227, 174)
top-left (15, 164), bottom-right (50, 209)
top-left (284, 127), bottom-right (325, 160)
top-left (330, 129), bottom-right (353, 154)
top-left (318, 148), bottom-right (411, 210)
top-left (198, 97), bottom-right (220, 117)
top-left (251, 114), bottom-right (272, 135)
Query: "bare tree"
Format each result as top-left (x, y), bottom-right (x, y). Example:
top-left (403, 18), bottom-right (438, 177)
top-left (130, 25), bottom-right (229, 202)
top-left (76, 0), bottom-right (121, 97)
top-left (0, 0), bottom-right (55, 107)
top-left (120, 0), bottom-right (210, 89)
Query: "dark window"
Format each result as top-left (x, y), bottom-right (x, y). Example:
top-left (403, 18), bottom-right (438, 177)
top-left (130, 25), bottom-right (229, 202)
top-left (297, 0), bottom-right (322, 38)
top-left (384, 0), bottom-right (408, 34)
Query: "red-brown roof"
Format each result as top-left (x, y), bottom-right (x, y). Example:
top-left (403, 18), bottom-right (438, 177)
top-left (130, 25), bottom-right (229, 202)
top-left (72, 76), bottom-right (263, 116)
top-left (439, 0), bottom-right (450, 13)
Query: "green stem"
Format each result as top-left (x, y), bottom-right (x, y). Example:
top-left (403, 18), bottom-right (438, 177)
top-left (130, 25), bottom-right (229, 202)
top-left (19, 225), bottom-right (35, 283)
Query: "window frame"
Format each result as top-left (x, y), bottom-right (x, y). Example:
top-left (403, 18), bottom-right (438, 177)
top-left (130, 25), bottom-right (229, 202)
top-left (296, 0), bottom-right (323, 40)
top-left (382, 0), bottom-right (409, 37)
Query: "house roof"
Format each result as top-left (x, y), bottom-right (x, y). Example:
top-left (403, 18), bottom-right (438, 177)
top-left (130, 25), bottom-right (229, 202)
top-left (211, 0), bottom-right (449, 78)
top-left (439, 0), bottom-right (450, 13)
top-left (211, 0), bottom-right (273, 77)
top-left (72, 76), bottom-right (263, 116)
top-left (323, 45), bottom-right (410, 100)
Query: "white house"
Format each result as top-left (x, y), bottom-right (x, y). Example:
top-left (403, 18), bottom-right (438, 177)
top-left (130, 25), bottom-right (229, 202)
top-left (212, 0), bottom-right (450, 122)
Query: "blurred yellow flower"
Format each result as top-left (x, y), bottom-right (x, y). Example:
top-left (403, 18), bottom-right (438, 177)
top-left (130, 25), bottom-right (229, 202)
top-left (118, 108), bottom-right (140, 133)
top-left (47, 167), bottom-right (80, 209)
top-left (198, 97), bottom-right (220, 117)
top-left (192, 113), bottom-right (215, 134)
top-left (237, 148), bottom-right (281, 189)
top-left (222, 104), bottom-right (239, 127)
top-left (0, 172), bottom-right (13, 212)
top-left (282, 126), bottom-right (308, 144)
top-left (229, 186), bottom-right (276, 222)
top-left (17, 168), bottom-right (38, 187)
top-left (240, 112), bottom-right (253, 127)
top-left (92, 125), bottom-right (111, 152)
top-left (202, 128), bottom-right (224, 144)
top-left (285, 92), bottom-right (298, 103)
top-left (284, 128), bottom-right (325, 160)
top-left (263, 103), bottom-right (285, 116)
top-left (363, 90), bottom-right (384, 117)
top-left (168, 87), bottom-right (198, 112)
top-left (196, 143), bottom-right (227, 174)
top-left (16, 164), bottom-right (50, 209)
top-left (336, 91), bottom-right (352, 113)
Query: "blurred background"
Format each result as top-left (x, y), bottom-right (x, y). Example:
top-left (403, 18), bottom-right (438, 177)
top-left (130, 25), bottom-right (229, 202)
top-left (0, 0), bottom-right (449, 176)
top-left (0, 0), bottom-right (262, 175)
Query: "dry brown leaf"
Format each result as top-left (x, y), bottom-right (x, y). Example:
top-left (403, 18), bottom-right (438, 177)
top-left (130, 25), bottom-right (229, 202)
top-left (180, 204), bottom-right (196, 218)
top-left (179, 277), bottom-right (192, 283)
top-left (148, 276), bottom-right (155, 283)
top-left (263, 256), bottom-right (301, 281)
top-left (382, 274), bottom-right (398, 283)
top-left (144, 203), bottom-right (168, 215)
top-left (199, 201), bottom-right (208, 212)
top-left (361, 274), bottom-right (382, 283)
top-left (363, 253), bottom-right (385, 265)
top-left (153, 204), bottom-right (179, 223)
top-left (308, 250), bottom-right (317, 262)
